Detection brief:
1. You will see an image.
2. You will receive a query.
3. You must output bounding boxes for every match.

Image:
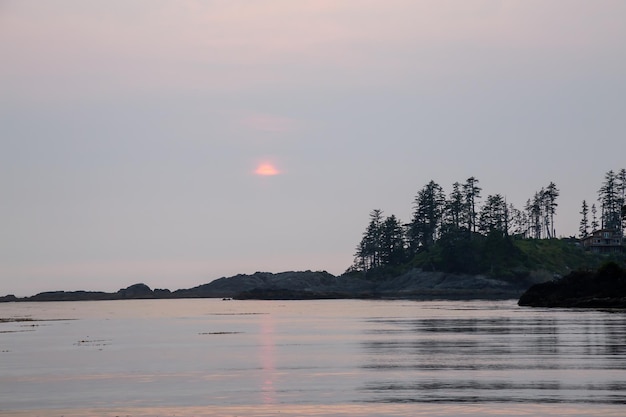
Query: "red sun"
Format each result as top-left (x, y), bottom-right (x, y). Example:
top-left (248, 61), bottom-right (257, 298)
top-left (254, 163), bottom-right (280, 176)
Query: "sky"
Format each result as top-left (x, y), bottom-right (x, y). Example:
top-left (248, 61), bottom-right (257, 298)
top-left (1, 0), bottom-right (626, 296)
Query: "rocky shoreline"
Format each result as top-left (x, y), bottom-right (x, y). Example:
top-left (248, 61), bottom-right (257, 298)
top-left (518, 262), bottom-right (626, 308)
top-left (4, 264), bottom-right (626, 308)
top-left (1, 269), bottom-right (533, 302)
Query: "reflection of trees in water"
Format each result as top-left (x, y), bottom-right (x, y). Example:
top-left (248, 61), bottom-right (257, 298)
top-left (362, 317), bottom-right (560, 365)
top-left (359, 314), bottom-right (626, 404)
top-left (524, 318), bottom-right (559, 356)
top-left (564, 315), bottom-right (626, 368)
top-left (259, 314), bottom-right (276, 404)
top-left (604, 315), bottom-right (626, 362)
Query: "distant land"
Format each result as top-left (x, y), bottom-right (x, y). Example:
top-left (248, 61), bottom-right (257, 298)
top-left (4, 171), bottom-right (625, 305)
top-left (1, 269), bottom-right (531, 302)
top-left (2, 237), bottom-right (624, 304)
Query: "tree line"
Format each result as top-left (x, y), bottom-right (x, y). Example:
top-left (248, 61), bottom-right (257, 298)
top-left (353, 170), bottom-right (626, 273)
top-left (579, 169), bottom-right (626, 238)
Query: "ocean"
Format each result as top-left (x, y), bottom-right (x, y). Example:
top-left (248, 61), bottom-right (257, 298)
top-left (1, 299), bottom-right (625, 416)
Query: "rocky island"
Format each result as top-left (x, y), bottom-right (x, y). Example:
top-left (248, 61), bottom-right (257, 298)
top-left (2, 233), bottom-right (623, 304)
top-left (1, 269), bottom-right (537, 302)
top-left (518, 262), bottom-right (626, 308)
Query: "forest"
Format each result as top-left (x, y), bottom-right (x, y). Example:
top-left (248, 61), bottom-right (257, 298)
top-left (349, 169), bottom-right (626, 279)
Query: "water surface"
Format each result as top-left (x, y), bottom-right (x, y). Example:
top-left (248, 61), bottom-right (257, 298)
top-left (1, 299), bottom-right (624, 416)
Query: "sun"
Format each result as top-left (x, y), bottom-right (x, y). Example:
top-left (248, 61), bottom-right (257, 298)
top-left (254, 163), bottom-right (280, 176)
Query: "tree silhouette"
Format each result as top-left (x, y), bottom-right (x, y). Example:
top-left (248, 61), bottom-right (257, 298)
top-left (463, 177), bottom-right (481, 235)
top-left (409, 180), bottom-right (445, 252)
top-left (354, 209), bottom-right (384, 271)
top-left (579, 200), bottom-right (589, 238)
top-left (598, 170), bottom-right (623, 231)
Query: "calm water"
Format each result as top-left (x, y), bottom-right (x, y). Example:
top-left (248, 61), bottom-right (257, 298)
top-left (1, 299), bottom-right (625, 416)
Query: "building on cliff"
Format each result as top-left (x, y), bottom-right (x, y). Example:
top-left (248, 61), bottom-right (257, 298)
top-left (581, 229), bottom-right (624, 254)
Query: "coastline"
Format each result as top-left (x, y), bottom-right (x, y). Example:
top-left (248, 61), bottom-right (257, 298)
top-left (0, 270), bottom-right (531, 303)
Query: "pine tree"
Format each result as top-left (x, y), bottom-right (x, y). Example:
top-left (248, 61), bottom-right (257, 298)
top-left (618, 168), bottom-right (626, 203)
top-left (529, 192), bottom-right (543, 239)
top-left (354, 209), bottom-right (384, 271)
top-left (579, 200), bottom-right (589, 238)
top-left (409, 181), bottom-right (445, 252)
top-left (380, 215), bottom-right (406, 266)
top-left (598, 170), bottom-right (621, 230)
top-left (462, 177), bottom-right (481, 235)
top-left (618, 168), bottom-right (626, 235)
top-left (543, 182), bottom-right (559, 238)
top-left (478, 194), bottom-right (508, 236)
top-left (444, 182), bottom-right (464, 231)
top-left (508, 203), bottom-right (525, 237)
top-left (591, 204), bottom-right (599, 231)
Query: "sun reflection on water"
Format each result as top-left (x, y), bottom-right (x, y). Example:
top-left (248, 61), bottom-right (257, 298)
top-left (259, 312), bottom-right (276, 404)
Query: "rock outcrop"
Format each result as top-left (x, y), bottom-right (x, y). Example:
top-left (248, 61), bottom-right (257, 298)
top-left (518, 262), bottom-right (626, 308)
top-left (172, 270), bottom-right (372, 299)
top-left (2, 269), bottom-right (535, 302)
top-left (172, 269), bottom-right (529, 300)
top-left (12, 283), bottom-right (169, 302)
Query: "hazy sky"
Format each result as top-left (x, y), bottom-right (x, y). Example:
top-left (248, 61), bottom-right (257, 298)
top-left (2, 1), bottom-right (626, 296)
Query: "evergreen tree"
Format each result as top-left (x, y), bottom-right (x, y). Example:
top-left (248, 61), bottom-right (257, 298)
top-left (444, 182), bottom-right (465, 232)
top-left (409, 180), bottom-right (445, 252)
top-left (528, 192), bottom-right (543, 239)
top-left (380, 215), bottom-right (406, 266)
top-left (354, 211), bottom-right (407, 271)
top-left (354, 209), bottom-right (384, 271)
top-left (618, 168), bottom-right (626, 203)
top-left (591, 204), bottom-right (599, 231)
top-left (462, 177), bottom-right (481, 234)
top-left (523, 199), bottom-right (532, 237)
top-left (522, 185), bottom-right (558, 239)
top-left (508, 203), bottom-right (526, 237)
top-left (543, 182), bottom-right (559, 238)
top-left (618, 168), bottom-right (626, 234)
top-left (478, 194), bottom-right (508, 236)
top-left (579, 200), bottom-right (589, 238)
top-left (598, 170), bottom-right (622, 230)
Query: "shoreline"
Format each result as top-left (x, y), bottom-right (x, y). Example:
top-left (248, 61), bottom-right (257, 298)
top-left (1, 270), bottom-right (530, 303)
